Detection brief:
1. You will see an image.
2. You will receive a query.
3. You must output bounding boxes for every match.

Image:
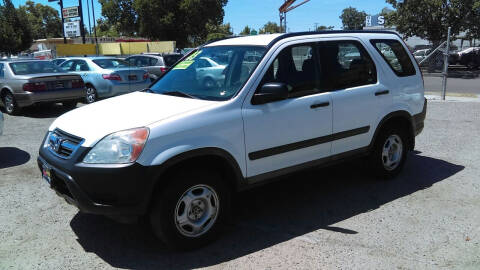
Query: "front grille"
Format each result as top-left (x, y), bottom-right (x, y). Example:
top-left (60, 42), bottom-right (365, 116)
top-left (47, 129), bottom-right (84, 159)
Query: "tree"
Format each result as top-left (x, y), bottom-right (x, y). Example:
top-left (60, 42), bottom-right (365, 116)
top-left (385, 0), bottom-right (470, 46)
top-left (339, 7), bottom-right (367, 30)
top-left (134, 0), bottom-right (228, 47)
top-left (259, 21), bottom-right (283, 34)
top-left (464, 0), bottom-right (480, 40)
top-left (206, 22), bottom-right (232, 42)
top-left (0, 0), bottom-right (32, 54)
top-left (99, 0), bottom-right (137, 36)
top-left (240, 25), bottom-right (251, 35)
top-left (19, 1), bottom-right (62, 40)
top-left (316, 25), bottom-right (334, 31)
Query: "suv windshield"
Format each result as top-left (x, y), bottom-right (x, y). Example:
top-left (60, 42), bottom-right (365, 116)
top-left (9, 61), bottom-right (60, 75)
top-left (150, 46), bottom-right (266, 101)
top-left (93, 59), bottom-right (129, 69)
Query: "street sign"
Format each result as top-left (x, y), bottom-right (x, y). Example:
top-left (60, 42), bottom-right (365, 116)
top-left (64, 21), bottom-right (81, 37)
top-left (62, 6), bottom-right (79, 19)
top-left (365, 15), bottom-right (385, 27)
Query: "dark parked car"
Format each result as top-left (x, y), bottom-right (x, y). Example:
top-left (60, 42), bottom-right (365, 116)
top-left (457, 47), bottom-right (480, 69)
top-left (125, 53), bottom-right (183, 81)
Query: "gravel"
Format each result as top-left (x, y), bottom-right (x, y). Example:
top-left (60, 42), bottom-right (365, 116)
top-left (0, 101), bottom-right (479, 270)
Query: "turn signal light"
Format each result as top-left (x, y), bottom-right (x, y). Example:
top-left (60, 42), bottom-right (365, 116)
top-left (143, 72), bottom-right (149, 80)
top-left (71, 79), bottom-right (85, 89)
top-left (102, 74), bottom-right (122, 81)
top-left (160, 67), bottom-right (167, 73)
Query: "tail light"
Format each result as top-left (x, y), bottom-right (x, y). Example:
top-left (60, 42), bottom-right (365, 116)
top-left (160, 67), bottom-right (167, 73)
top-left (102, 73), bottom-right (122, 81)
top-left (143, 72), bottom-right (149, 80)
top-left (71, 79), bottom-right (85, 89)
top-left (23, 82), bottom-right (47, 92)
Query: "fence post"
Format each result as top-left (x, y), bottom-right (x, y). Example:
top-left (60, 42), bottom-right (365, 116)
top-left (442, 27), bottom-right (451, 100)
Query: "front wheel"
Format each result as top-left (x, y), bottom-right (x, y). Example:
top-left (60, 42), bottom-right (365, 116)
top-left (149, 169), bottom-right (230, 250)
top-left (368, 125), bottom-right (409, 179)
top-left (85, 85), bottom-right (97, 104)
top-left (2, 92), bottom-right (21, 115)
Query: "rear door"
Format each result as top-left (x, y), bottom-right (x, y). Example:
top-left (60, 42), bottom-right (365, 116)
top-left (318, 39), bottom-right (389, 155)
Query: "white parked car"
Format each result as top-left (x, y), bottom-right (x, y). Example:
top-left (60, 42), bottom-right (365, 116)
top-left (38, 31), bottom-right (426, 250)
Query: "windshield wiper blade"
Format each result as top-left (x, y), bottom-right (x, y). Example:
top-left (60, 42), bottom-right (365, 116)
top-left (162, 91), bottom-right (198, 99)
top-left (141, 88), bottom-right (154, 93)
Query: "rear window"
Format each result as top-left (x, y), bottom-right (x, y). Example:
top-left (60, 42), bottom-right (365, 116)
top-left (92, 59), bottom-right (129, 69)
top-left (9, 61), bottom-right (60, 75)
top-left (163, 55), bottom-right (183, 67)
top-left (371, 39), bottom-right (416, 77)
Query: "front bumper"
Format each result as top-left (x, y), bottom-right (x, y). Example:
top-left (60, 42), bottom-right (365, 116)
top-left (38, 135), bottom-right (157, 218)
top-left (15, 88), bottom-right (86, 107)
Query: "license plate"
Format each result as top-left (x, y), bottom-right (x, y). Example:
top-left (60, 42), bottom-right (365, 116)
top-left (56, 82), bottom-right (64, 89)
top-left (128, 75), bottom-right (137, 81)
top-left (42, 163), bottom-right (52, 184)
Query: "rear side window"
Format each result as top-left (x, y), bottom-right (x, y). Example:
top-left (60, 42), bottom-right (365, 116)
top-left (371, 39), bottom-right (416, 77)
top-left (0, 63), bottom-right (4, 78)
top-left (318, 40), bottom-right (377, 90)
top-left (163, 55), bottom-right (182, 67)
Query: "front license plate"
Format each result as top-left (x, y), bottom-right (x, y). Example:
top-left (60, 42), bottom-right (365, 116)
top-left (42, 163), bottom-right (52, 184)
top-left (128, 75), bottom-right (137, 81)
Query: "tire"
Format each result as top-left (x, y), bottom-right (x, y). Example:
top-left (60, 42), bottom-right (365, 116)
top-left (62, 100), bottom-right (78, 110)
top-left (368, 125), bottom-right (409, 179)
top-left (149, 169), bottom-right (230, 250)
top-left (2, 92), bottom-right (21, 115)
top-left (85, 85), bottom-right (97, 104)
top-left (203, 77), bottom-right (216, 89)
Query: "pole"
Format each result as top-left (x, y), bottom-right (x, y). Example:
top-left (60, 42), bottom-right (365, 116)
top-left (91, 0), bottom-right (98, 45)
top-left (442, 27), bottom-right (451, 100)
top-left (59, 0), bottom-right (67, 44)
top-left (86, 0), bottom-right (92, 41)
top-left (78, 0), bottom-right (86, 44)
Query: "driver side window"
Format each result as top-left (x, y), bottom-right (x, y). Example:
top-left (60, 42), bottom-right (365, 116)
top-left (61, 60), bottom-right (75, 71)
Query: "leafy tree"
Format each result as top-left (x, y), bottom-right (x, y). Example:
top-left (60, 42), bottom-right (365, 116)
top-left (134, 0), bottom-right (228, 47)
top-left (385, 0), bottom-right (469, 46)
top-left (99, 0), bottom-right (137, 36)
top-left (316, 25), bottom-right (334, 31)
top-left (206, 22), bottom-right (232, 42)
top-left (240, 25), bottom-right (251, 35)
top-left (339, 7), bottom-right (367, 30)
top-left (18, 1), bottom-right (62, 40)
top-left (464, 0), bottom-right (480, 40)
top-left (259, 21), bottom-right (283, 34)
top-left (94, 18), bottom-right (119, 37)
top-left (0, 0), bottom-right (32, 54)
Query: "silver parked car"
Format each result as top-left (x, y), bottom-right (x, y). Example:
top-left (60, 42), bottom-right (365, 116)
top-left (0, 59), bottom-right (86, 115)
top-left (60, 57), bottom-right (151, 103)
top-left (125, 53), bottom-right (183, 81)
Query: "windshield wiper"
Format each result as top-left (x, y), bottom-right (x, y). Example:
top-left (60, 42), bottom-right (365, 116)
top-left (141, 88), bottom-right (154, 93)
top-left (162, 91), bottom-right (198, 99)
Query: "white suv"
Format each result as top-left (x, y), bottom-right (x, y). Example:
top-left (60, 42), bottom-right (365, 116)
top-left (38, 31), bottom-right (426, 249)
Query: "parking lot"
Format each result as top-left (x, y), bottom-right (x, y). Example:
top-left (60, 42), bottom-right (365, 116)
top-left (0, 100), bottom-right (479, 269)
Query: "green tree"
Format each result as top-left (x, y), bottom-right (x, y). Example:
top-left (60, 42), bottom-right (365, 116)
top-left (206, 22), bottom-right (232, 42)
top-left (99, 0), bottom-right (137, 36)
top-left (385, 0), bottom-right (470, 46)
top-left (134, 0), bottom-right (228, 47)
top-left (94, 18), bottom-right (119, 37)
top-left (19, 1), bottom-right (62, 40)
top-left (0, 0), bottom-right (32, 54)
top-left (339, 7), bottom-right (367, 30)
top-left (465, 0), bottom-right (480, 40)
top-left (259, 21), bottom-right (283, 34)
top-left (316, 25), bottom-right (334, 31)
top-left (240, 25), bottom-right (251, 35)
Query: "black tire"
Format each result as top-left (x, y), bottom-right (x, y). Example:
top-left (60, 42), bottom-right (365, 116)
top-left (85, 85), bottom-right (97, 104)
top-left (2, 92), bottom-right (21, 115)
top-left (62, 100), bottom-right (78, 110)
top-left (149, 169), bottom-right (230, 250)
top-left (203, 77), bottom-right (216, 89)
top-left (368, 125), bottom-right (409, 179)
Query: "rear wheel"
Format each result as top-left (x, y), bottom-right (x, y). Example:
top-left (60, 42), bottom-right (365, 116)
top-left (203, 77), bottom-right (216, 89)
top-left (369, 125), bottom-right (409, 179)
top-left (62, 100), bottom-right (78, 110)
top-left (2, 92), bottom-right (21, 115)
top-left (85, 85), bottom-right (97, 104)
top-left (149, 169), bottom-right (230, 250)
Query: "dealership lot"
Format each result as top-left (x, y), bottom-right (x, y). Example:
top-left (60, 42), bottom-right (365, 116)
top-left (0, 100), bottom-right (479, 269)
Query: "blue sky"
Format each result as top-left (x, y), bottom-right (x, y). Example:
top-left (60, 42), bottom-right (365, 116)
top-left (12, 0), bottom-right (392, 34)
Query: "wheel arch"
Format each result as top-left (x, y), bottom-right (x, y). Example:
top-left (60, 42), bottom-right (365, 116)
top-left (370, 110), bottom-right (415, 151)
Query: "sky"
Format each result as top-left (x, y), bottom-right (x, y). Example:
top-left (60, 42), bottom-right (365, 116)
top-left (12, 0), bottom-right (393, 34)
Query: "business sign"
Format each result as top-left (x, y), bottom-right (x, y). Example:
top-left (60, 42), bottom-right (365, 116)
top-left (62, 6), bottom-right (79, 19)
top-left (64, 21), bottom-right (81, 37)
top-left (365, 15), bottom-right (385, 27)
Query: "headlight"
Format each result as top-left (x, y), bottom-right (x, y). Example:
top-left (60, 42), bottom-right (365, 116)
top-left (83, 127), bottom-right (149, 164)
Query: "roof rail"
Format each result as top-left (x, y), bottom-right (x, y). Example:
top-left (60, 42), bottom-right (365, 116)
top-left (267, 30), bottom-right (401, 48)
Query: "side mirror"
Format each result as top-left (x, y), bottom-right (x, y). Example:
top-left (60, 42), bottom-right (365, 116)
top-left (252, 82), bottom-right (289, 105)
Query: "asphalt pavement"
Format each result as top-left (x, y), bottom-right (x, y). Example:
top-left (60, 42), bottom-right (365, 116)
top-left (424, 76), bottom-right (480, 95)
top-left (0, 101), bottom-right (479, 269)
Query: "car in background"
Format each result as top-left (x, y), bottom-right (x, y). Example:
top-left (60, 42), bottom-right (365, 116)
top-left (190, 57), bottom-right (226, 88)
top-left (59, 57), bottom-right (151, 103)
top-left (0, 59), bottom-right (86, 115)
top-left (456, 47), bottom-right (480, 69)
top-left (125, 53), bottom-right (183, 81)
top-left (413, 49), bottom-right (430, 63)
top-left (51, 58), bottom-right (68, 67)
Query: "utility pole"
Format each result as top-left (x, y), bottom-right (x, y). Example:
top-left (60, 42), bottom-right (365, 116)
top-left (279, 0), bottom-right (311, 33)
top-left (86, 0), bottom-right (92, 41)
top-left (91, 0), bottom-right (98, 45)
top-left (78, 0), bottom-right (86, 44)
top-left (314, 22), bottom-right (318, 31)
top-left (57, 0), bottom-right (67, 44)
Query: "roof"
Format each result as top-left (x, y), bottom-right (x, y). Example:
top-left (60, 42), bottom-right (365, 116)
top-left (205, 31), bottom-right (400, 47)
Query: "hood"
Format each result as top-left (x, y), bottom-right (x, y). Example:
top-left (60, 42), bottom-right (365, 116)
top-left (50, 91), bottom-right (217, 147)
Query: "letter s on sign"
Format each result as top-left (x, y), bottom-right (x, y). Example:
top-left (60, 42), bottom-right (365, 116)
top-left (378, 16), bottom-right (385, 25)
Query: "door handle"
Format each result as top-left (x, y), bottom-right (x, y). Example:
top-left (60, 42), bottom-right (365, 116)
top-left (310, 102), bottom-right (330, 109)
top-left (375, 90), bottom-right (390, 96)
